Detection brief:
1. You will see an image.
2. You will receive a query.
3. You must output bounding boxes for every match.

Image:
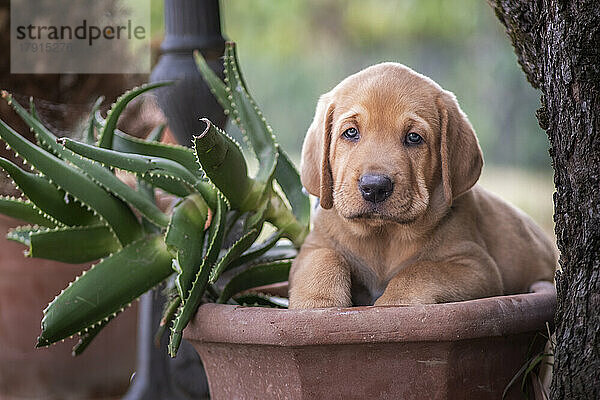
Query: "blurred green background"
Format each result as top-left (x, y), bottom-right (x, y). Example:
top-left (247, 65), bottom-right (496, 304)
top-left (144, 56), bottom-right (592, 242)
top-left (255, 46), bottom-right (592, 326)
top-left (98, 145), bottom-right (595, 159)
top-left (151, 0), bottom-right (555, 236)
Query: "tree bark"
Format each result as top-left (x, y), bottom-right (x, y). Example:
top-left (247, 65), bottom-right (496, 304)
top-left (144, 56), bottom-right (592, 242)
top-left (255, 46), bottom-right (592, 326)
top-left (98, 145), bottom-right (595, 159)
top-left (488, 1), bottom-right (600, 399)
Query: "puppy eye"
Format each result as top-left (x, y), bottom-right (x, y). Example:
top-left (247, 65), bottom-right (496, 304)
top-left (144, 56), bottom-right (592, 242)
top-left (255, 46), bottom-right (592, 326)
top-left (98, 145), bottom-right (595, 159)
top-left (405, 132), bottom-right (423, 145)
top-left (342, 127), bottom-right (360, 141)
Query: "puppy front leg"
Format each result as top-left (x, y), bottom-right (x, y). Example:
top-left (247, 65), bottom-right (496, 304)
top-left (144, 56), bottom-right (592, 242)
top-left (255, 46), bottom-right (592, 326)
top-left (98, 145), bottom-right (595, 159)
top-left (289, 247), bottom-right (352, 309)
top-left (374, 257), bottom-right (503, 306)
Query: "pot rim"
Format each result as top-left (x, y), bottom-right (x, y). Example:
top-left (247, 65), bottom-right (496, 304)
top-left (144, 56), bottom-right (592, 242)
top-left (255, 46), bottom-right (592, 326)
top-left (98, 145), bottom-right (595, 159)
top-left (184, 281), bottom-right (555, 346)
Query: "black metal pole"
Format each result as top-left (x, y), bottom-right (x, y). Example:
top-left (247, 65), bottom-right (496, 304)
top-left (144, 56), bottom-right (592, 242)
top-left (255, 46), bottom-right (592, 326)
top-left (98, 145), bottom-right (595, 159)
top-left (149, 0), bottom-right (227, 145)
top-left (124, 1), bottom-right (226, 398)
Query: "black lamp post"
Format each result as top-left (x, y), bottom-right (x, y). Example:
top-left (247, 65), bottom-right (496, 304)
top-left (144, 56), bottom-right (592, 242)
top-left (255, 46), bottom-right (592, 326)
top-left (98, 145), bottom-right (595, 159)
top-left (124, 1), bottom-right (226, 398)
top-left (149, 0), bottom-right (227, 144)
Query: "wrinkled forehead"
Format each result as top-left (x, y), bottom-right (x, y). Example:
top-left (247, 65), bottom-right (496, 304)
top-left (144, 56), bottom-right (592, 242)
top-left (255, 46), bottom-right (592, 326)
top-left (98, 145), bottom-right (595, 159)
top-left (331, 63), bottom-right (442, 130)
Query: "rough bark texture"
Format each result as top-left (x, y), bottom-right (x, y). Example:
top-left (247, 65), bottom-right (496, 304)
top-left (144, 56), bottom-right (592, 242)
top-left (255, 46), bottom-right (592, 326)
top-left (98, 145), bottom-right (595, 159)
top-left (488, 1), bottom-right (600, 399)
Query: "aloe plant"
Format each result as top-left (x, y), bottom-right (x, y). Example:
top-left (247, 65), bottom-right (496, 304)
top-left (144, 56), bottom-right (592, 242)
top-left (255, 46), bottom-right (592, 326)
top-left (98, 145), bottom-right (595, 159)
top-left (0, 42), bottom-right (310, 357)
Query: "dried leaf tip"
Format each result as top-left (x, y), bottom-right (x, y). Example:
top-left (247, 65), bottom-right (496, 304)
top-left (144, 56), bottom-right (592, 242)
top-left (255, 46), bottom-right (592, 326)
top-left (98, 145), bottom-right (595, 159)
top-left (196, 118), bottom-right (212, 139)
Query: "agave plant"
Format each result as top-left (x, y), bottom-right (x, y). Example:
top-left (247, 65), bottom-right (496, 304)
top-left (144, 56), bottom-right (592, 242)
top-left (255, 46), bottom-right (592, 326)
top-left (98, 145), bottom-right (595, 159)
top-left (0, 42), bottom-right (310, 357)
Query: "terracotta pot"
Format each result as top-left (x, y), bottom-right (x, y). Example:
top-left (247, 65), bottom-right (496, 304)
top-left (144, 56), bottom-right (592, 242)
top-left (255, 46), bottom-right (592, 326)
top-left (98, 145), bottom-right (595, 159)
top-left (185, 281), bottom-right (555, 400)
top-left (0, 216), bottom-right (137, 399)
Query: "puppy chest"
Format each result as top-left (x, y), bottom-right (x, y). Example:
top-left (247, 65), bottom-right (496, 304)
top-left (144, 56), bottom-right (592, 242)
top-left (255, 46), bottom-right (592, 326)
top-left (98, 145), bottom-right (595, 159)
top-left (344, 254), bottom-right (398, 305)
top-left (339, 241), bottom-right (418, 305)
top-left (350, 276), bottom-right (384, 305)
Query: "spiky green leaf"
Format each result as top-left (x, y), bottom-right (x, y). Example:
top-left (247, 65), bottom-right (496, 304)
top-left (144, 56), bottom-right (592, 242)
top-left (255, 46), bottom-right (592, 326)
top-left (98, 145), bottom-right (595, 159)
top-left (146, 123), bottom-right (166, 143)
top-left (209, 228), bottom-right (261, 284)
top-left (27, 225), bottom-right (121, 263)
top-left (0, 94), bottom-right (143, 245)
top-left (208, 199), bottom-right (269, 283)
top-left (37, 234), bottom-right (173, 347)
top-left (55, 139), bottom-right (170, 228)
top-left (142, 174), bottom-right (194, 198)
top-left (193, 50), bottom-right (232, 114)
top-left (193, 120), bottom-right (256, 209)
top-left (12, 95), bottom-right (169, 229)
top-left (28, 97), bottom-right (39, 121)
top-left (217, 260), bottom-right (291, 303)
top-left (168, 193), bottom-right (228, 356)
top-left (165, 193), bottom-right (209, 299)
top-left (86, 96), bottom-right (104, 145)
top-left (97, 117), bottom-right (201, 176)
top-left (61, 137), bottom-right (199, 190)
top-left (0, 196), bottom-right (57, 227)
top-left (274, 149), bottom-right (310, 226)
top-left (6, 225), bottom-right (38, 247)
top-left (72, 309), bottom-right (118, 356)
top-left (2, 100), bottom-right (167, 228)
top-left (97, 82), bottom-right (172, 149)
top-left (233, 293), bottom-right (288, 308)
top-left (195, 45), bottom-right (310, 227)
top-left (224, 231), bottom-right (283, 271)
top-left (93, 118), bottom-right (195, 197)
top-left (155, 295), bottom-right (181, 346)
top-left (0, 157), bottom-right (98, 226)
top-left (240, 245), bottom-right (297, 268)
top-left (223, 42), bottom-right (278, 186)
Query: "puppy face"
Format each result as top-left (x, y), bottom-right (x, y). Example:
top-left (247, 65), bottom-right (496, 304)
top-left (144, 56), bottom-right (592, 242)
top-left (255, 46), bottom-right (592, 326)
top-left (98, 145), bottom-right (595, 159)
top-left (301, 63), bottom-right (483, 224)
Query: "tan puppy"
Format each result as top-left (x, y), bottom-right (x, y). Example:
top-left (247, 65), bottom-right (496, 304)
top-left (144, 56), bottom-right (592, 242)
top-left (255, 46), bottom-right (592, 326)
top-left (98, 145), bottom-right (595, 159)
top-left (289, 63), bottom-right (557, 308)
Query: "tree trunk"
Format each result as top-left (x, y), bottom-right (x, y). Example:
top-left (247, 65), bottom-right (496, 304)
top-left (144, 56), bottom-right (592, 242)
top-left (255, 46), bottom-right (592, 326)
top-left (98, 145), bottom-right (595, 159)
top-left (488, 1), bottom-right (599, 399)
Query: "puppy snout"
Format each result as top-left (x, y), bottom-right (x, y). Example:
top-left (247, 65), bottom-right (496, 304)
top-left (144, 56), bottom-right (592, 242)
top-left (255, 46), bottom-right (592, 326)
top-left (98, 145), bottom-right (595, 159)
top-left (359, 174), bottom-right (393, 203)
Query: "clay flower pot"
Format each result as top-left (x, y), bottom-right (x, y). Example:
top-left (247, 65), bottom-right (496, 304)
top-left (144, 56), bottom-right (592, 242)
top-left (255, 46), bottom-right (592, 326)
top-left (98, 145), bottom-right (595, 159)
top-left (0, 216), bottom-right (137, 399)
top-left (185, 281), bottom-right (555, 400)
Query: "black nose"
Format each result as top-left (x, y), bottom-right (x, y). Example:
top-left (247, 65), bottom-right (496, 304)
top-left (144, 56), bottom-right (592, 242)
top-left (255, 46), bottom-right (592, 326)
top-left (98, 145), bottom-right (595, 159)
top-left (359, 174), bottom-right (393, 203)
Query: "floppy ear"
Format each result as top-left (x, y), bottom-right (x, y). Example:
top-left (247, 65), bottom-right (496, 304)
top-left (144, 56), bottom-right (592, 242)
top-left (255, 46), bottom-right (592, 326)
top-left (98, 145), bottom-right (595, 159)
top-left (437, 92), bottom-right (483, 207)
top-left (300, 94), bottom-right (335, 209)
